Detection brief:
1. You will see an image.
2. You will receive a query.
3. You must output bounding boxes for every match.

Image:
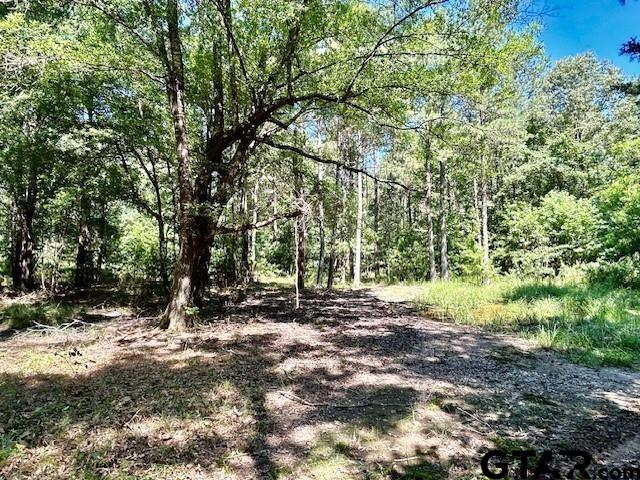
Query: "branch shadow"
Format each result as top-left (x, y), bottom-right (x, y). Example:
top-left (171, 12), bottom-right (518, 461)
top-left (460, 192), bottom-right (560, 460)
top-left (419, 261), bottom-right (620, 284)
top-left (1, 286), bottom-right (639, 478)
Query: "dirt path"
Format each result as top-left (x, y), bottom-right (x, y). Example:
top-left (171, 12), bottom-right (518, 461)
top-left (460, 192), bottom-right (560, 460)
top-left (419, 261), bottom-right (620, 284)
top-left (1, 286), bottom-right (639, 479)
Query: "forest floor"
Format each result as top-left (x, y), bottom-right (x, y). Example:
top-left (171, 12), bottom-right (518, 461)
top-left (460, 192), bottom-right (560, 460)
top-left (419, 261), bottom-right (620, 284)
top-left (1, 284), bottom-right (640, 479)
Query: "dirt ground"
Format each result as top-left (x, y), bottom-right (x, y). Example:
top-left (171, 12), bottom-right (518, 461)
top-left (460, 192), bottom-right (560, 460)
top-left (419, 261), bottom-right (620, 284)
top-left (1, 285), bottom-right (639, 479)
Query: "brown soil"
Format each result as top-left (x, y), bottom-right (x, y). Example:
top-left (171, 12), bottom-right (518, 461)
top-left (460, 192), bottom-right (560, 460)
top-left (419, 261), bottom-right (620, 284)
top-left (1, 285), bottom-right (639, 479)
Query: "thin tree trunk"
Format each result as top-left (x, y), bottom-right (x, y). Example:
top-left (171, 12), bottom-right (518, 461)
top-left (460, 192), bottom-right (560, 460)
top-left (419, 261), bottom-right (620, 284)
top-left (473, 175), bottom-right (482, 250)
top-left (354, 170), bottom-right (363, 288)
top-left (316, 167), bottom-right (326, 286)
top-left (95, 199), bottom-right (107, 284)
top-left (240, 184), bottom-right (250, 284)
top-left (327, 166), bottom-right (339, 289)
top-left (75, 194), bottom-right (92, 289)
top-left (148, 157), bottom-right (169, 290)
top-left (250, 180), bottom-right (259, 282)
top-left (272, 187), bottom-right (279, 236)
top-left (439, 159), bottom-right (449, 281)
top-left (340, 172), bottom-right (348, 285)
top-left (294, 216), bottom-right (300, 309)
top-left (373, 178), bottom-right (380, 280)
top-left (481, 173), bottom-right (490, 282)
top-left (294, 163), bottom-right (305, 291)
top-left (425, 153), bottom-right (437, 281)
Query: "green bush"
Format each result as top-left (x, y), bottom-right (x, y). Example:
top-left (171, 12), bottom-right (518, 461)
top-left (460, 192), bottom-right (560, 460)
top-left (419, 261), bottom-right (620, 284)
top-left (597, 175), bottom-right (640, 260)
top-left (587, 254), bottom-right (640, 289)
top-left (113, 213), bottom-right (161, 283)
top-left (497, 191), bottom-right (599, 274)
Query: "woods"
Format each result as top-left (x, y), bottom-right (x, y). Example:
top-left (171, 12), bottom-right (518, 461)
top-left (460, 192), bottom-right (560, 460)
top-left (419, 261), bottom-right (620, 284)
top-left (1, 0), bottom-right (639, 328)
top-left (1, 1), bottom-right (640, 477)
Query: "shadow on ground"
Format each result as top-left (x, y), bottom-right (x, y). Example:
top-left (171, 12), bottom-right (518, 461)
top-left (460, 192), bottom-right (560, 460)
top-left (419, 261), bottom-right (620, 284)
top-left (1, 285), bottom-right (639, 479)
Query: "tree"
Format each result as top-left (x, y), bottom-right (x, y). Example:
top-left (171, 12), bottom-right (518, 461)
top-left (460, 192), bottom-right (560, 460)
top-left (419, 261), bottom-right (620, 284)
top-left (73, 0), bottom-right (476, 330)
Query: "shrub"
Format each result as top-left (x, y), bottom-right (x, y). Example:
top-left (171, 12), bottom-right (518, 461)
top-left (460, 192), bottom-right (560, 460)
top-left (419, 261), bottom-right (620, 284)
top-left (587, 254), bottom-right (640, 289)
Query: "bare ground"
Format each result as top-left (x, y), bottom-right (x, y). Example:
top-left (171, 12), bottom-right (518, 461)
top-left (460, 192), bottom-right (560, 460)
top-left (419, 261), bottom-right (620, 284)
top-left (1, 285), bottom-right (639, 479)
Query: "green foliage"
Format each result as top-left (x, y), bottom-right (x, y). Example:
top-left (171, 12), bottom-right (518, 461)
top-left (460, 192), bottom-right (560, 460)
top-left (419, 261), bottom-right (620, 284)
top-left (496, 191), bottom-right (599, 274)
top-left (586, 255), bottom-right (640, 289)
top-left (113, 212), bottom-right (162, 284)
top-left (596, 175), bottom-right (640, 259)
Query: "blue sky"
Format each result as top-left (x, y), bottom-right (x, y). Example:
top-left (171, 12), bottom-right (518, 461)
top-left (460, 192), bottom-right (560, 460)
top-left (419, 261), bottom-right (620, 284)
top-left (535, 0), bottom-right (640, 76)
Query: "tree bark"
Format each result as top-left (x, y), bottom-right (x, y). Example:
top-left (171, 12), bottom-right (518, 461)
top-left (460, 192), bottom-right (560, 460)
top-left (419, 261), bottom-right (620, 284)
top-left (425, 149), bottom-right (437, 281)
top-left (473, 175), bottom-right (482, 250)
top-left (481, 173), bottom-right (490, 282)
top-left (294, 162), bottom-right (306, 291)
top-left (160, 0), bottom-right (198, 331)
top-left (354, 170), bottom-right (363, 288)
top-left (240, 184), bottom-right (251, 284)
top-left (316, 166), bottom-right (326, 286)
top-left (439, 158), bottom-right (449, 281)
top-left (327, 166), bottom-right (339, 289)
top-left (12, 167), bottom-right (37, 291)
top-left (250, 180), bottom-right (259, 283)
top-left (74, 194), bottom-right (93, 289)
top-left (373, 178), bottom-right (380, 280)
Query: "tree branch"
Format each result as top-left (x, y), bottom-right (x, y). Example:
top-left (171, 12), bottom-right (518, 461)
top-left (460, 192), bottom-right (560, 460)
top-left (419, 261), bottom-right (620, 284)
top-left (344, 0), bottom-right (448, 96)
top-left (215, 209), bottom-right (302, 235)
top-left (258, 138), bottom-right (418, 192)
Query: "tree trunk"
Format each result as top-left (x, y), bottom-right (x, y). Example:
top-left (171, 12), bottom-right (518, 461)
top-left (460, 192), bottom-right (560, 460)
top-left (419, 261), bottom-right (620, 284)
top-left (13, 210), bottom-right (36, 291)
top-left (161, 0), bottom-right (198, 331)
top-left (473, 176), bottom-right (482, 250)
top-left (147, 157), bottom-right (170, 290)
top-left (294, 215), bottom-right (300, 309)
top-left (425, 153), bottom-right (437, 281)
top-left (75, 194), bottom-right (93, 289)
top-left (157, 216), bottom-right (169, 290)
top-left (272, 187), bottom-right (279, 236)
top-left (439, 159), bottom-right (449, 281)
top-left (481, 174), bottom-right (490, 282)
top-left (316, 167), bottom-right (326, 286)
top-left (250, 180), bottom-right (259, 283)
top-left (294, 164), bottom-right (306, 291)
top-left (373, 178), bottom-right (380, 280)
top-left (340, 172), bottom-right (348, 285)
top-left (327, 167), bottom-right (339, 289)
top-left (12, 168), bottom-right (37, 291)
top-left (354, 170), bottom-right (363, 288)
top-left (240, 185), bottom-right (251, 284)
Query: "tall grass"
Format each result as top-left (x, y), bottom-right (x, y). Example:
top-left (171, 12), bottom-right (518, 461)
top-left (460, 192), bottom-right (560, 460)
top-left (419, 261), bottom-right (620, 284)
top-left (406, 276), bottom-right (640, 368)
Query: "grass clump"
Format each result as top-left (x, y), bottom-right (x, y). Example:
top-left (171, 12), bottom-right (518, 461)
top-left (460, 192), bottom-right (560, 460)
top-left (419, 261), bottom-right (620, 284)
top-left (0, 302), bottom-right (86, 330)
top-left (404, 275), bottom-right (640, 369)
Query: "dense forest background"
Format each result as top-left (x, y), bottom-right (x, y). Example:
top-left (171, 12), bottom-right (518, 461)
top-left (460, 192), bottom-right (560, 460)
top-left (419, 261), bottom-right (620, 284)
top-left (0, 0), bottom-right (639, 329)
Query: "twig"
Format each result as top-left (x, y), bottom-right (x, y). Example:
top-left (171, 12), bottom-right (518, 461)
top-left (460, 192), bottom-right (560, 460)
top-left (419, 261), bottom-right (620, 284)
top-left (454, 405), bottom-right (494, 432)
top-left (392, 455), bottom-right (425, 464)
top-left (14, 318), bottom-right (94, 338)
top-left (124, 409), bottom-right (142, 428)
top-left (277, 390), bottom-right (415, 409)
top-left (33, 318), bottom-right (93, 331)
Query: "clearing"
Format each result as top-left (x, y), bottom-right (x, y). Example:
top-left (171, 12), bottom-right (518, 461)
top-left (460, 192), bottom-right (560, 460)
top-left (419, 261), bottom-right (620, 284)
top-left (1, 285), bottom-right (639, 479)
